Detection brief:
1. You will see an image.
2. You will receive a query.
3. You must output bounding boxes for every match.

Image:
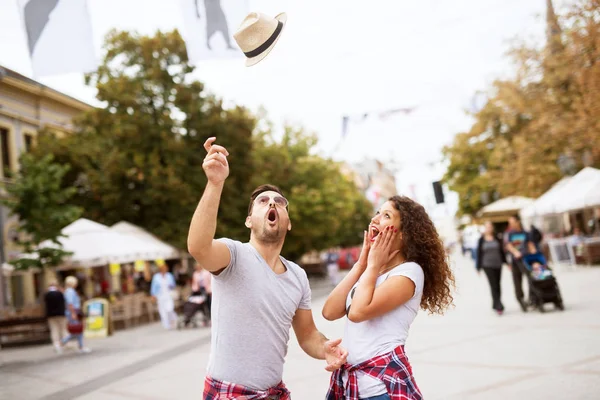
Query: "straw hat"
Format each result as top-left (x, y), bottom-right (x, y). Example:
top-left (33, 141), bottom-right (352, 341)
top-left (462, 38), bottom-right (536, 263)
top-left (233, 12), bottom-right (287, 67)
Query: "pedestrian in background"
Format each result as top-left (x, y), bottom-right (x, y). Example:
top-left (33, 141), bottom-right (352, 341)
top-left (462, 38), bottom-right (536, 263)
top-left (44, 280), bottom-right (67, 353)
top-left (192, 262), bottom-right (213, 324)
top-left (151, 263), bottom-right (177, 330)
top-left (60, 276), bottom-right (91, 353)
top-left (476, 222), bottom-right (507, 315)
top-left (326, 248), bottom-right (341, 286)
top-left (505, 215), bottom-right (531, 312)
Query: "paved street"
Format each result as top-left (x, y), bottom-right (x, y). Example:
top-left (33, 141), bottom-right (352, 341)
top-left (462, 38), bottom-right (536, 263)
top-left (1, 252), bottom-right (599, 400)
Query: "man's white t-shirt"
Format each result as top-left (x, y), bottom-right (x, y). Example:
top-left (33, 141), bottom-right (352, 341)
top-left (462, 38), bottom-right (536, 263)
top-left (207, 239), bottom-right (312, 390)
top-left (342, 262), bottom-right (425, 398)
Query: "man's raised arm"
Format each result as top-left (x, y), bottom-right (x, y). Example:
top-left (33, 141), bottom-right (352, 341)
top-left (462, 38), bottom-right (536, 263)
top-left (187, 137), bottom-right (232, 273)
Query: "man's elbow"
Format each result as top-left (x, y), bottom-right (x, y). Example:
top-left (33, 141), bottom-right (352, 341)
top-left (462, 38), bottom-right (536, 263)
top-left (188, 241), bottom-right (209, 262)
top-left (187, 240), bottom-right (200, 258)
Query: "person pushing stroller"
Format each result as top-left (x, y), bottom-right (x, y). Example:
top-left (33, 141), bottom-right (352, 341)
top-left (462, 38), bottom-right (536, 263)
top-left (518, 242), bottom-right (565, 312)
top-left (180, 263), bottom-right (213, 328)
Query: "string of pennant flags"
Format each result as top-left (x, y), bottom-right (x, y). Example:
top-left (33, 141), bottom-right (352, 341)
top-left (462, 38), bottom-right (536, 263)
top-left (341, 106), bottom-right (416, 139)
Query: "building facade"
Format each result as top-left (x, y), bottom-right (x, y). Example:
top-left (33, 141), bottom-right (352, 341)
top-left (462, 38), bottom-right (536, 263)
top-left (0, 66), bottom-right (91, 308)
top-left (342, 159), bottom-right (398, 210)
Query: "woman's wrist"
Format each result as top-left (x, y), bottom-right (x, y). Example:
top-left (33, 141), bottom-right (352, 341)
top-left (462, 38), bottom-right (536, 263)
top-left (363, 264), bottom-right (380, 277)
top-left (353, 262), bottom-right (367, 272)
top-left (365, 259), bottom-right (383, 270)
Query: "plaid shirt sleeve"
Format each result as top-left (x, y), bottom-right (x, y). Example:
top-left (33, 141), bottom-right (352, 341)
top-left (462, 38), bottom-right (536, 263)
top-left (326, 345), bottom-right (423, 400)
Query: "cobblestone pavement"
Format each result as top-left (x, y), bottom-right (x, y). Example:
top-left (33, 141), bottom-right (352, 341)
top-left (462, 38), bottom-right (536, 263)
top-left (1, 254), bottom-right (599, 399)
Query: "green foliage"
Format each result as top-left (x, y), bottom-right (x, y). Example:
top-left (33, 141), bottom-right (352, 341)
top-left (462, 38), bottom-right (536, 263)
top-left (443, 0), bottom-right (600, 216)
top-left (1, 154), bottom-right (82, 270)
top-left (25, 29), bottom-right (370, 262)
top-left (32, 29), bottom-right (255, 249)
top-left (252, 127), bottom-right (373, 260)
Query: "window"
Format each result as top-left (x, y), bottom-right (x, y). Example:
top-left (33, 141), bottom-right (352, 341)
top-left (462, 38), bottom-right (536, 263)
top-left (0, 128), bottom-right (11, 176)
top-left (24, 133), bottom-right (34, 152)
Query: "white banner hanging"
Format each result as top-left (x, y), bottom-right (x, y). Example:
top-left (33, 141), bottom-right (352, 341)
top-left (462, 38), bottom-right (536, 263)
top-left (17, 0), bottom-right (97, 77)
top-left (179, 0), bottom-right (249, 63)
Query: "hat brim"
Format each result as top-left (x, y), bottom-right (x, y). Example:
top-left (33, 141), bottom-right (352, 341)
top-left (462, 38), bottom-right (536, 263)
top-left (245, 12), bottom-right (287, 67)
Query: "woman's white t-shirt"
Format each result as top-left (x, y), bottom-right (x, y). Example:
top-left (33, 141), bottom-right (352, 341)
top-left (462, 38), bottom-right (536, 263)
top-left (342, 262), bottom-right (425, 398)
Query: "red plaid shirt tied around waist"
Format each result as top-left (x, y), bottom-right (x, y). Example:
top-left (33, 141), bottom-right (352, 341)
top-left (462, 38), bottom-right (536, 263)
top-left (326, 345), bottom-right (423, 400)
top-left (204, 376), bottom-right (291, 400)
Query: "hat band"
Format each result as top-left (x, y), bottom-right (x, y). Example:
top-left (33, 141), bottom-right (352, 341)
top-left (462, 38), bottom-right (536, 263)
top-left (244, 20), bottom-right (283, 58)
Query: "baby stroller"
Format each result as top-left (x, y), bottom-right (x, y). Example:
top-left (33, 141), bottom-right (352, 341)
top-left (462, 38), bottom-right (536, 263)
top-left (520, 253), bottom-right (564, 313)
top-left (177, 290), bottom-right (210, 329)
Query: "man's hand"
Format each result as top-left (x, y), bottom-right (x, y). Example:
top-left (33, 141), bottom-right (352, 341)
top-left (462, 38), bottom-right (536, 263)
top-left (203, 137), bottom-right (230, 184)
top-left (323, 338), bottom-right (348, 372)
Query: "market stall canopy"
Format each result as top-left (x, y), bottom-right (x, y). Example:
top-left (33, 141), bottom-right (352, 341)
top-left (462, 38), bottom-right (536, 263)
top-left (39, 218), bottom-right (178, 268)
top-left (555, 167), bottom-right (600, 213)
top-left (477, 196), bottom-right (535, 219)
top-left (520, 167), bottom-right (600, 217)
top-left (520, 177), bottom-right (573, 218)
top-left (110, 221), bottom-right (181, 260)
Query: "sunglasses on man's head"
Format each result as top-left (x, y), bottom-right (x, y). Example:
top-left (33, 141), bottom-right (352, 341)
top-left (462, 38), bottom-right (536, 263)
top-left (255, 194), bottom-right (288, 208)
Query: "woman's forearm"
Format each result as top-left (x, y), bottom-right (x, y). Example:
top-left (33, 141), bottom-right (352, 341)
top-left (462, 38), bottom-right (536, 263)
top-left (347, 268), bottom-right (379, 314)
top-left (322, 264), bottom-right (364, 321)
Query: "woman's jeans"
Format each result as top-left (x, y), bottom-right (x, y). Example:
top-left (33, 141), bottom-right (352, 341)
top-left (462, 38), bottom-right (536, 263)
top-left (363, 394), bottom-right (391, 400)
top-left (61, 333), bottom-right (83, 348)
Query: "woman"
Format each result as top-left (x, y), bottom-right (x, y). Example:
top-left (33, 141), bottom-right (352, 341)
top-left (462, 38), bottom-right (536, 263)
top-left (191, 262), bottom-right (212, 324)
top-left (322, 196), bottom-right (455, 399)
top-left (151, 264), bottom-right (178, 330)
top-left (476, 221), bottom-right (507, 315)
top-left (60, 276), bottom-right (91, 353)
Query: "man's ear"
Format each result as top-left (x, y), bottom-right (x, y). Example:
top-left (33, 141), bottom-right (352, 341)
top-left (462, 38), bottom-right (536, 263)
top-left (245, 216), bottom-right (252, 229)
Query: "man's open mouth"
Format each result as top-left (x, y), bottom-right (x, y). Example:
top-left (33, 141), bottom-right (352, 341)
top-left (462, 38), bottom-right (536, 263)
top-left (267, 209), bottom-right (278, 222)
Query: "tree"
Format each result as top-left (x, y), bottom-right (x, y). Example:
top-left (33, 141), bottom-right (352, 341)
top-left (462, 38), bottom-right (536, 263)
top-left (33, 29), bottom-right (256, 249)
top-left (443, 0), bottom-right (600, 216)
top-left (31, 28), bottom-right (371, 260)
top-left (0, 154), bottom-right (82, 272)
top-left (251, 127), bottom-right (373, 261)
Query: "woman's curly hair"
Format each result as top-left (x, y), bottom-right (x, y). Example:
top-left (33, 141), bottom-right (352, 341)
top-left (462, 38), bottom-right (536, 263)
top-left (389, 195), bottom-right (455, 315)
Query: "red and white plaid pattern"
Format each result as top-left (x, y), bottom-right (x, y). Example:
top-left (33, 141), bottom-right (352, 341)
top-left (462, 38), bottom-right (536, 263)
top-left (326, 345), bottom-right (423, 400)
top-left (203, 376), bottom-right (291, 400)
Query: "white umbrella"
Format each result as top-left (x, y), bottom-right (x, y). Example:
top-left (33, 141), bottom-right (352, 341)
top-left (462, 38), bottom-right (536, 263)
top-left (555, 167), bottom-right (600, 213)
top-left (110, 221), bottom-right (182, 260)
top-left (521, 168), bottom-right (600, 217)
top-left (477, 196), bottom-right (535, 218)
top-left (520, 177), bottom-right (572, 218)
top-left (40, 218), bottom-right (176, 268)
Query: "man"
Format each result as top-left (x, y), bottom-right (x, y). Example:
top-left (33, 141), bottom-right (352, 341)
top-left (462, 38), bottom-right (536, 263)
top-left (188, 137), bottom-right (347, 399)
top-left (529, 224), bottom-right (544, 251)
top-left (191, 262), bottom-right (212, 325)
top-left (325, 248), bottom-right (340, 286)
top-left (504, 215), bottom-right (531, 312)
top-left (150, 263), bottom-right (177, 330)
top-left (44, 280), bottom-right (67, 353)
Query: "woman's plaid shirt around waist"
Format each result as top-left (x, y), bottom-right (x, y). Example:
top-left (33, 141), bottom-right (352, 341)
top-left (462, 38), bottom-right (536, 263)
top-left (326, 345), bottom-right (423, 400)
top-left (204, 376), bottom-right (291, 400)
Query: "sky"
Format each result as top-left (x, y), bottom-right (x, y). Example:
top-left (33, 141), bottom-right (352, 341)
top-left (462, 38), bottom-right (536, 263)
top-left (0, 0), bottom-right (574, 220)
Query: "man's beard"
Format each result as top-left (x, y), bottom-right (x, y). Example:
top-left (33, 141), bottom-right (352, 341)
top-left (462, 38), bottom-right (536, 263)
top-left (256, 224), bottom-right (285, 244)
